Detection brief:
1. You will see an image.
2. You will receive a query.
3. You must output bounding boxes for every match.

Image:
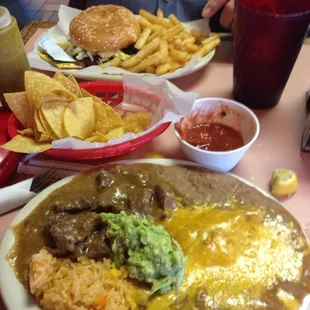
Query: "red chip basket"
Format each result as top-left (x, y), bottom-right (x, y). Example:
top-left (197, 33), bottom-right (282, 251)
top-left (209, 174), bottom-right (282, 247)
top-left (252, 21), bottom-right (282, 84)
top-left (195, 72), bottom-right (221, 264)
top-left (7, 81), bottom-right (170, 160)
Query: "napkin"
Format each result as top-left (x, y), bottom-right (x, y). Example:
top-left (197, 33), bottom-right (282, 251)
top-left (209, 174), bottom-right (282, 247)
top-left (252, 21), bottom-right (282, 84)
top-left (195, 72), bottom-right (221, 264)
top-left (38, 32), bottom-right (76, 62)
top-left (0, 178), bottom-right (36, 215)
top-left (0, 161), bottom-right (91, 215)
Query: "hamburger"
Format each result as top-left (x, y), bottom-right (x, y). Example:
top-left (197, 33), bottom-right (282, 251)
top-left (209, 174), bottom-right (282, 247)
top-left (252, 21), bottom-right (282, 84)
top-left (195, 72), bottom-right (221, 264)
top-left (66, 5), bottom-right (141, 65)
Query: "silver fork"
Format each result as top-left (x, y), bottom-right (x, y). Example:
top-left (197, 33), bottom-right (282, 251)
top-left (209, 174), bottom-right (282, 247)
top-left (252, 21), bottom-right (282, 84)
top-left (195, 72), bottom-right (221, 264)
top-left (30, 167), bottom-right (61, 193)
top-left (0, 167), bottom-right (61, 215)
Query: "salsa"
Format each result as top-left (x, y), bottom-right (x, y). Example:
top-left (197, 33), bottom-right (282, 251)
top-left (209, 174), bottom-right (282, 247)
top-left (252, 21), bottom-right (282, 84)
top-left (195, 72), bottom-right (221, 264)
top-left (179, 122), bottom-right (244, 152)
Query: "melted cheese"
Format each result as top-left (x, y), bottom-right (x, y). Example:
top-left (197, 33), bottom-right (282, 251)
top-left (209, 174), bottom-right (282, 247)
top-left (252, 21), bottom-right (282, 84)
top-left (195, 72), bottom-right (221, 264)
top-left (147, 205), bottom-right (307, 310)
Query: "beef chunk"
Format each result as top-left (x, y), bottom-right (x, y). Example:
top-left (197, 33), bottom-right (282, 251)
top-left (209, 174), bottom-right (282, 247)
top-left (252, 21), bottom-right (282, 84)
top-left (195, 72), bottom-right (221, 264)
top-left (96, 170), bottom-right (114, 190)
top-left (128, 188), bottom-right (154, 216)
top-left (154, 184), bottom-right (179, 209)
top-left (95, 186), bottom-right (130, 213)
top-left (54, 198), bottom-right (93, 213)
top-left (73, 229), bottom-right (110, 259)
top-left (96, 185), bottom-right (154, 217)
top-left (48, 212), bottom-right (101, 256)
top-left (116, 165), bottom-right (149, 186)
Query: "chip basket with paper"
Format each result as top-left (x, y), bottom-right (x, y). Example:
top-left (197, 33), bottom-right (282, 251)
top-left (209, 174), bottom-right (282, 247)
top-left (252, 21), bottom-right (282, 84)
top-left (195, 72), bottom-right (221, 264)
top-left (2, 72), bottom-right (198, 160)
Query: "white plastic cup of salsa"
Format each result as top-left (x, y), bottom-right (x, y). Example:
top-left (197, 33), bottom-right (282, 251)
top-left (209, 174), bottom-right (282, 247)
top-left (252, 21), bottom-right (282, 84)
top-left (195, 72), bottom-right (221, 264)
top-left (174, 98), bottom-right (260, 172)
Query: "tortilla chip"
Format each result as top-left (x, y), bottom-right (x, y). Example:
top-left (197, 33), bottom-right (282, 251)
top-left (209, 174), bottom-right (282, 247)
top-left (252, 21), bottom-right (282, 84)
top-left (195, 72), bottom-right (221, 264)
top-left (85, 132), bottom-right (109, 143)
top-left (104, 104), bottom-right (124, 131)
top-left (33, 109), bottom-right (52, 142)
top-left (84, 136), bottom-right (97, 143)
top-left (64, 98), bottom-right (95, 139)
top-left (105, 127), bottom-right (125, 140)
top-left (93, 101), bottom-right (109, 134)
top-left (67, 75), bottom-right (82, 97)
top-left (123, 112), bottom-right (151, 133)
top-left (17, 128), bottom-right (34, 137)
top-left (85, 127), bottom-right (124, 143)
top-left (81, 89), bottom-right (123, 133)
top-left (1, 135), bottom-right (51, 154)
top-left (81, 88), bottom-right (102, 103)
top-left (4, 92), bottom-right (34, 129)
top-left (25, 71), bottom-right (76, 108)
top-left (53, 72), bottom-right (82, 98)
top-left (38, 107), bottom-right (59, 140)
top-left (41, 100), bottom-right (68, 138)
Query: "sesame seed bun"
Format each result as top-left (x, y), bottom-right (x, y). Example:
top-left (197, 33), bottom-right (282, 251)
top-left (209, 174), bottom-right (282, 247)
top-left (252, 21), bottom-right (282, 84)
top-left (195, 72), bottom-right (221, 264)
top-left (69, 5), bottom-right (141, 53)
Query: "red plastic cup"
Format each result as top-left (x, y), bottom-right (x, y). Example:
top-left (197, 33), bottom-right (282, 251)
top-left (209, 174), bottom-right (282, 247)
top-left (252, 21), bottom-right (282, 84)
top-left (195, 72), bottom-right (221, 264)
top-left (233, 0), bottom-right (310, 109)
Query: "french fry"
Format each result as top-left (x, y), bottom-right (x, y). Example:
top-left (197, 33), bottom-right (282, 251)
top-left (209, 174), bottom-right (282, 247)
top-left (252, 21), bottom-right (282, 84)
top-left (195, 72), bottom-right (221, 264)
top-left (172, 38), bottom-right (183, 50)
top-left (115, 50), bottom-right (131, 61)
top-left (192, 38), bottom-right (220, 58)
top-left (157, 8), bottom-right (164, 19)
top-left (146, 66), bottom-right (156, 74)
top-left (146, 28), bottom-right (165, 43)
top-left (135, 28), bottom-right (152, 50)
top-left (168, 61), bottom-right (182, 72)
top-left (202, 33), bottom-right (220, 45)
top-left (162, 24), bottom-right (184, 41)
top-left (170, 48), bottom-right (188, 64)
top-left (183, 37), bottom-right (196, 45)
top-left (184, 43), bottom-right (199, 53)
top-left (150, 24), bottom-right (165, 33)
top-left (156, 63), bottom-right (171, 75)
top-left (190, 28), bottom-right (204, 41)
top-left (157, 18), bottom-right (173, 29)
top-left (168, 43), bottom-right (174, 51)
top-left (168, 35), bottom-right (180, 43)
top-left (128, 52), bottom-right (164, 73)
top-left (139, 17), bottom-right (152, 29)
top-left (179, 31), bottom-right (192, 40)
top-left (168, 14), bottom-right (181, 26)
top-left (159, 40), bottom-right (169, 62)
top-left (139, 9), bottom-right (172, 29)
top-left (121, 37), bottom-right (161, 68)
top-left (198, 35), bottom-right (207, 42)
top-left (98, 56), bottom-right (121, 69)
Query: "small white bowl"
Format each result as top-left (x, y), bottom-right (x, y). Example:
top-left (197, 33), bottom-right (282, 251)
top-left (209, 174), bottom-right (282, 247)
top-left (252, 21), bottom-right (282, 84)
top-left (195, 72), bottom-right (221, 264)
top-left (175, 97), bottom-right (260, 172)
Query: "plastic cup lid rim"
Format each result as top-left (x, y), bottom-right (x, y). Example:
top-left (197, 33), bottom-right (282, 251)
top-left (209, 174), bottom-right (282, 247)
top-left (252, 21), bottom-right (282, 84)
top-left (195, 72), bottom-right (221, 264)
top-left (0, 6), bottom-right (11, 30)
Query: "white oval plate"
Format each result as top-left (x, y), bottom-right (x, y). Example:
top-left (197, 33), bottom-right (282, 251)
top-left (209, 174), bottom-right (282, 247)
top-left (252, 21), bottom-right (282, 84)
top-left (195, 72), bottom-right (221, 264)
top-left (28, 19), bottom-right (216, 81)
top-left (1, 158), bottom-right (309, 310)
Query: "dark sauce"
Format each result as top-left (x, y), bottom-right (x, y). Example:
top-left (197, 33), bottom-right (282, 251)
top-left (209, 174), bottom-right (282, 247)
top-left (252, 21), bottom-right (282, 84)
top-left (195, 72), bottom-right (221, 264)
top-left (180, 123), bottom-right (244, 152)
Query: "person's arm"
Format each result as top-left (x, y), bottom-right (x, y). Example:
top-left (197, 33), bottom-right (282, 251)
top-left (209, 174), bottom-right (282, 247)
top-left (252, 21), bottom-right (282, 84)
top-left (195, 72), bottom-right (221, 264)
top-left (202, 0), bottom-right (235, 31)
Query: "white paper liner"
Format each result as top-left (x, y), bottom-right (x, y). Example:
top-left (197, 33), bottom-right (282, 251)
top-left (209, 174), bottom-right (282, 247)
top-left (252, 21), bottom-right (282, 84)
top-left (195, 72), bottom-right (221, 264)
top-left (28, 5), bottom-right (213, 80)
top-left (50, 75), bottom-right (198, 149)
top-left (38, 32), bottom-right (76, 62)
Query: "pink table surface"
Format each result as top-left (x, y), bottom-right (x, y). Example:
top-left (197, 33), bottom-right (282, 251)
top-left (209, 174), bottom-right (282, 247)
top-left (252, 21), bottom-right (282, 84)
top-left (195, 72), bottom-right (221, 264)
top-left (1, 29), bottom-right (310, 309)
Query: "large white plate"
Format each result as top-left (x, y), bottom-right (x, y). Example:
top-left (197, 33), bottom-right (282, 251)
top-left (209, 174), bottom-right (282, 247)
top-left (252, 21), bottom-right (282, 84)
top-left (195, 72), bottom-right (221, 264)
top-left (28, 19), bottom-right (216, 81)
top-left (1, 159), bottom-right (310, 310)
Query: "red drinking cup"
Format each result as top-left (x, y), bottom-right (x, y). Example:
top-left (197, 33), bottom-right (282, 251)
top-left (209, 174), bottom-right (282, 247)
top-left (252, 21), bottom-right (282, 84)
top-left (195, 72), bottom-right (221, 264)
top-left (233, 0), bottom-right (310, 109)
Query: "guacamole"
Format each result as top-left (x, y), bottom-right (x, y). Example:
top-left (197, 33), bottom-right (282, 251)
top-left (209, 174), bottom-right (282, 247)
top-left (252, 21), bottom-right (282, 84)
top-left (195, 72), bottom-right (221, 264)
top-left (100, 211), bottom-right (186, 294)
